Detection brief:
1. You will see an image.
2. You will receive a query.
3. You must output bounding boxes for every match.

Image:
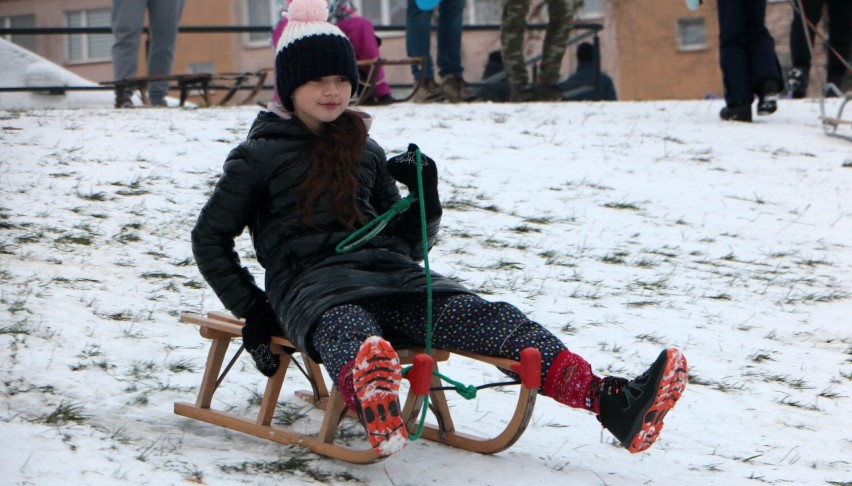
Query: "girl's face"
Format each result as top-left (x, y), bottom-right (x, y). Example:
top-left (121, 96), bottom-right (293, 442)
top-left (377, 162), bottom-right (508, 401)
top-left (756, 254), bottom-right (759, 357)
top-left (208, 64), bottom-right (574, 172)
top-left (292, 75), bottom-right (352, 134)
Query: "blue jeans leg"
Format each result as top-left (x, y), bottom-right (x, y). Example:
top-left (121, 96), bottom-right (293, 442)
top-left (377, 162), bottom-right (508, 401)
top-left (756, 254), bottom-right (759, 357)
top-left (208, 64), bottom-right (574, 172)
top-left (436, 0), bottom-right (465, 78)
top-left (406, 0), bottom-right (434, 80)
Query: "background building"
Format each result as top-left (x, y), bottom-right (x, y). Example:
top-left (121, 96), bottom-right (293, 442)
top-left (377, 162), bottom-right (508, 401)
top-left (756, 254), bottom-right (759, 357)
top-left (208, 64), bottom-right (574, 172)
top-left (0, 0), bottom-right (845, 103)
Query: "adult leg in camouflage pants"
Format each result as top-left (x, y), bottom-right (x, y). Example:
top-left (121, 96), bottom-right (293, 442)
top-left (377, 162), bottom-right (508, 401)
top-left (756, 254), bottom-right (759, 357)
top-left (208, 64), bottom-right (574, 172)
top-left (501, 0), bottom-right (578, 100)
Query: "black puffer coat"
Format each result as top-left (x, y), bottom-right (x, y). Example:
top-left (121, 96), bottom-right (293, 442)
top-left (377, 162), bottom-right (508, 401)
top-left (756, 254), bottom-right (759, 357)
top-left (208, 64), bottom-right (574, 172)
top-left (191, 110), bottom-right (470, 359)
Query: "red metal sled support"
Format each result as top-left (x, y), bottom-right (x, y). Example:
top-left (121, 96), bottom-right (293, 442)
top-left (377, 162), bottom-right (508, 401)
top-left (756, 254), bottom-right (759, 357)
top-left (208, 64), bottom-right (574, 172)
top-left (174, 311), bottom-right (540, 463)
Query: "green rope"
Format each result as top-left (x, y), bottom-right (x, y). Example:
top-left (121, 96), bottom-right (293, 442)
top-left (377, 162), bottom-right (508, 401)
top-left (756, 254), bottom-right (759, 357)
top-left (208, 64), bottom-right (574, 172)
top-left (335, 195), bottom-right (416, 254)
top-left (336, 147), bottom-right (476, 441)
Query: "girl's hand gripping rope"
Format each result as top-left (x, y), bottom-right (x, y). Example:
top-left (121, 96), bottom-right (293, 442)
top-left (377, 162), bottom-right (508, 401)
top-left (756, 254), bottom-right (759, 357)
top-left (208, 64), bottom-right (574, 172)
top-left (387, 143), bottom-right (442, 219)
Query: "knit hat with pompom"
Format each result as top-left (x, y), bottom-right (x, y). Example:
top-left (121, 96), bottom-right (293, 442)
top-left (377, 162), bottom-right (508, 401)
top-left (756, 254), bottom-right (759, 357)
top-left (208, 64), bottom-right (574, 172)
top-left (275, 0), bottom-right (358, 111)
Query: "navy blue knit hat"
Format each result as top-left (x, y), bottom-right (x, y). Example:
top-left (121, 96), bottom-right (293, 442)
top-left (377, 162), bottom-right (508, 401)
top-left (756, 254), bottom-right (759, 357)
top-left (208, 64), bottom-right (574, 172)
top-left (275, 0), bottom-right (358, 111)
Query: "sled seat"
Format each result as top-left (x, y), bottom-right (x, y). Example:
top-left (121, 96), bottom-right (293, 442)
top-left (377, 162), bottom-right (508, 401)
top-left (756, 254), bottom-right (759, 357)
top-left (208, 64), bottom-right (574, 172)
top-left (174, 311), bottom-right (541, 464)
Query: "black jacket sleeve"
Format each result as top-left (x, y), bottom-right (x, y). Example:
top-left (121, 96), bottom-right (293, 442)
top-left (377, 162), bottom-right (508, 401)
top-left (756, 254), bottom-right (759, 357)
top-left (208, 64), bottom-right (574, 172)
top-left (191, 144), bottom-right (267, 318)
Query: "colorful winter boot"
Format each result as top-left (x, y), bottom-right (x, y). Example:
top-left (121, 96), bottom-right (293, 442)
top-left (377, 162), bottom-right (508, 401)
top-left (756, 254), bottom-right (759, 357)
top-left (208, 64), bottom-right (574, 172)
top-left (353, 336), bottom-right (408, 456)
top-left (596, 348), bottom-right (688, 453)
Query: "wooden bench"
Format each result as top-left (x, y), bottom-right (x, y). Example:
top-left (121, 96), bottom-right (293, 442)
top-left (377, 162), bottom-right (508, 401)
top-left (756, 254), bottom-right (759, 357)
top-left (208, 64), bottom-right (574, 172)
top-left (175, 311), bottom-right (541, 464)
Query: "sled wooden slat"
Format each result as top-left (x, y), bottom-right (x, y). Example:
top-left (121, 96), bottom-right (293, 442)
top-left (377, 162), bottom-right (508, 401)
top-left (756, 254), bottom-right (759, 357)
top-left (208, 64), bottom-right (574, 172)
top-left (174, 310), bottom-right (540, 462)
top-left (352, 57), bottom-right (426, 105)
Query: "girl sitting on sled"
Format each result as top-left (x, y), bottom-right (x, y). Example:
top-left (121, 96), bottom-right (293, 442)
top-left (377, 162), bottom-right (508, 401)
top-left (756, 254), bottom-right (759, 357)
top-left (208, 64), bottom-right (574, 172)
top-left (191, 0), bottom-right (687, 457)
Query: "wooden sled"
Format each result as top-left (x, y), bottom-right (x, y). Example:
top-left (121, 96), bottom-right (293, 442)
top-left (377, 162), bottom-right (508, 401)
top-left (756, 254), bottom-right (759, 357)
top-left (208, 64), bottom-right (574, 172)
top-left (819, 83), bottom-right (852, 141)
top-left (101, 70), bottom-right (269, 108)
top-left (174, 311), bottom-right (541, 464)
top-left (352, 57), bottom-right (427, 105)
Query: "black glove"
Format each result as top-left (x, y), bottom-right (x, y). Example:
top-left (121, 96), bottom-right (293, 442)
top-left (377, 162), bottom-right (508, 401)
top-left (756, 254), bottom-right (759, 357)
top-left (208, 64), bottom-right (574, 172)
top-left (386, 143), bottom-right (441, 218)
top-left (241, 299), bottom-right (281, 377)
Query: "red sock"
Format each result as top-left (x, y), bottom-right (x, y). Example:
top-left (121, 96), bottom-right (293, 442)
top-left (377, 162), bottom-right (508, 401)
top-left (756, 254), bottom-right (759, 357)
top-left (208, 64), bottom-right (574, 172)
top-left (338, 359), bottom-right (358, 413)
top-left (544, 349), bottom-right (602, 413)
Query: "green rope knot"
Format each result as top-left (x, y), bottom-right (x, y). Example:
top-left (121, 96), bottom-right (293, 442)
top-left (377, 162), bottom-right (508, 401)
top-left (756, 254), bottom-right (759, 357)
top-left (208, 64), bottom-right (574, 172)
top-left (436, 371), bottom-right (478, 400)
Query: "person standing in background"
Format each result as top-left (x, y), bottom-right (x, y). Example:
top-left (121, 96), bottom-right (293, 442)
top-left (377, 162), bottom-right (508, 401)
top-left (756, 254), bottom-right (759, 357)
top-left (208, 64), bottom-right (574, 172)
top-left (405, 0), bottom-right (472, 102)
top-left (787, 0), bottom-right (851, 98)
top-left (558, 42), bottom-right (617, 101)
top-left (501, 0), bottom-right (579, 102)
top-left (111, 0), bottom-right (186, 107)
top-left (715, 0), bottom-right (783, 122)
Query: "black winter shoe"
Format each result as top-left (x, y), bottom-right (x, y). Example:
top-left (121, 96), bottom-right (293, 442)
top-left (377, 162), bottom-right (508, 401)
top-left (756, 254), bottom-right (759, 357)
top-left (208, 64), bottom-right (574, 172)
top-left (756, 77), bottom-right (779, 116)
top-left (720, 103), bottom-right (752, 122)
top-left (597, 348), bottom-right (688, 453)
top-left (787, 67), bottom-right (808, 99)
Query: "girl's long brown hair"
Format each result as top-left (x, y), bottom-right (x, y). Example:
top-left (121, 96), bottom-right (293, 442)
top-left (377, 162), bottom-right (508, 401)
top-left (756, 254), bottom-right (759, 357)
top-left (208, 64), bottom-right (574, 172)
top-left (298, 111), bottom-right (368, 231)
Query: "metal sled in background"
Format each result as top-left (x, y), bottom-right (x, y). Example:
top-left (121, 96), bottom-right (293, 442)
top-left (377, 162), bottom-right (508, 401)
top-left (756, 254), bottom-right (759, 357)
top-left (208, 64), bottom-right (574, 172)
top-left (819, 83), bottom-right (852, 141)
top-left (174, 311), bottom-right (541, 464)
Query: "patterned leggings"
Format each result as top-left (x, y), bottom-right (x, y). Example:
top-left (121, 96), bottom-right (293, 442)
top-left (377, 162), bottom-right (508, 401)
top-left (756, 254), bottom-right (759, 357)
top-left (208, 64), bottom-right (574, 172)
top-left (311, 293), bottom-right (568, 387)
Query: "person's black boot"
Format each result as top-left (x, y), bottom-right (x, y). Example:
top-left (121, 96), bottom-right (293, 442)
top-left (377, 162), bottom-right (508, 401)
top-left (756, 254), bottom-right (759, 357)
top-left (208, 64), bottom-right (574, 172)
top-left (786, 67), bottom-right (808, 99)
top-left (756, 77), bottom-right (780, 116)
top-left (720, 103), bottom-right (752, 122)
top-left (596, 348), bottom-right (688, 453)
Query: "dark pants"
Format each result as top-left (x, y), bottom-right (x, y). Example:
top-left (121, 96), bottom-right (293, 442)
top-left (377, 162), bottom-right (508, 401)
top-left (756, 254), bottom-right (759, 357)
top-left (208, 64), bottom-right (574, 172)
top-left (716, 0), bottom-right (783, 106)
top-left (311, 293), bottom-right (568, 387)
top-left (790, 0), bottom-right (852, 85)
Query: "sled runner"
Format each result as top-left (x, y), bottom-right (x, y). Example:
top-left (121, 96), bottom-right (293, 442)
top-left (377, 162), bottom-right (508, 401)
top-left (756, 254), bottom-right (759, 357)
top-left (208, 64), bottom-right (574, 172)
top-left (174, 311), bottom-right (542, 464)
top-left (819, 83), bottom-right (852, 141)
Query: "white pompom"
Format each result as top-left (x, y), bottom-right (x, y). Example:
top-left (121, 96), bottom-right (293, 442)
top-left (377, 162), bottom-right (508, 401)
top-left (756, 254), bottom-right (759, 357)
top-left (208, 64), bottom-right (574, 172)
top-left (287, 0), bottom-right (329, 23)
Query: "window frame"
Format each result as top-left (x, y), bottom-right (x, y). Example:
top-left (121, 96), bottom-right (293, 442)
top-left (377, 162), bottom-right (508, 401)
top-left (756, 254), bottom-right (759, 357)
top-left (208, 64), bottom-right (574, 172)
top-left (1, 14), bottom-right (37, 52)
top-left (675, 17), bottom-right (707, 52)
top-left (64, 8), bottom-right (113, 64)
top-left (244, 0), bottom-right (278, 48)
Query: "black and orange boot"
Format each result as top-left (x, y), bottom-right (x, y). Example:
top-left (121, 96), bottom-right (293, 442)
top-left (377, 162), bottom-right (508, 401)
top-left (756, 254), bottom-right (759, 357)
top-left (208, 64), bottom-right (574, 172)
top-left (353, 336), bottom-right (408, 456)
top-left (596, 348), bottom-right (688, 453)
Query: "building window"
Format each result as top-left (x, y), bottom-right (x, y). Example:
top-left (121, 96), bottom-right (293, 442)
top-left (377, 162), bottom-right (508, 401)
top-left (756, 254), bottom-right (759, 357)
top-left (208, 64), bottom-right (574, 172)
top-left (1, 14), bottom-right (37, 52)
top-left (65, 8), bottom-right (112, 62)
top-left (577, 0), bottom-right (604, 19)
top-left (356, 0), bottom-right (407, 26)
top-left (246, 0), bottom-right (277, 46)
top-left (676, 17), bottom-right (706, 51)
top-left (188, 62), bottom-right (215, 74)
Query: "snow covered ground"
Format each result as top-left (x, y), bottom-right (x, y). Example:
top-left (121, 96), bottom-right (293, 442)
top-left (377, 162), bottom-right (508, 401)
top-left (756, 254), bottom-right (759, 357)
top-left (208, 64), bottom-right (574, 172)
top-left (1, 98), bottom-right (851, 485)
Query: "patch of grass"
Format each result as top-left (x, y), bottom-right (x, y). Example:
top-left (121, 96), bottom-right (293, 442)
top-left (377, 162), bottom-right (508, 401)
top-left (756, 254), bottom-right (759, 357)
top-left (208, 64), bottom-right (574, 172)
top-left (32, 401), bottom-right (89, 426)
top-left (274, 403), bottom-right (309, 427)
top-left (626, 300), bottom-right (659, 308)
top-left (602, 201), bottom-right (640, 211)
top-left (141, 272), bottom-right (184, 280)
top-left (97, 310), bottom-right (134, 321)
top-left (168, 358), bottom-right (196, 374)
top-left (635, 333), bottom-right (664, 345)
top-left (601, 251), bottom-right (629, 264)
top-left (748, 351), bottom-right (775, 363)
top-left (0, 320), bottom-right (30, 335)
top-left (511, 224), bottom-right (541, 234)
top-left (54, 234), bottom-right (93, 246)
top-left (778, 396), bottom-right (821, 412)
top-left (76, 190), bottom-right (108, 201)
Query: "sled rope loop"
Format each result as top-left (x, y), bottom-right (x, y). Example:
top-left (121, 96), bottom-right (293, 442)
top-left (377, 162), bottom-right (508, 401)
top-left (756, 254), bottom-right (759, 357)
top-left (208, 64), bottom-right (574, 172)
top-left (335, 147), bottom-right (478, 441)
